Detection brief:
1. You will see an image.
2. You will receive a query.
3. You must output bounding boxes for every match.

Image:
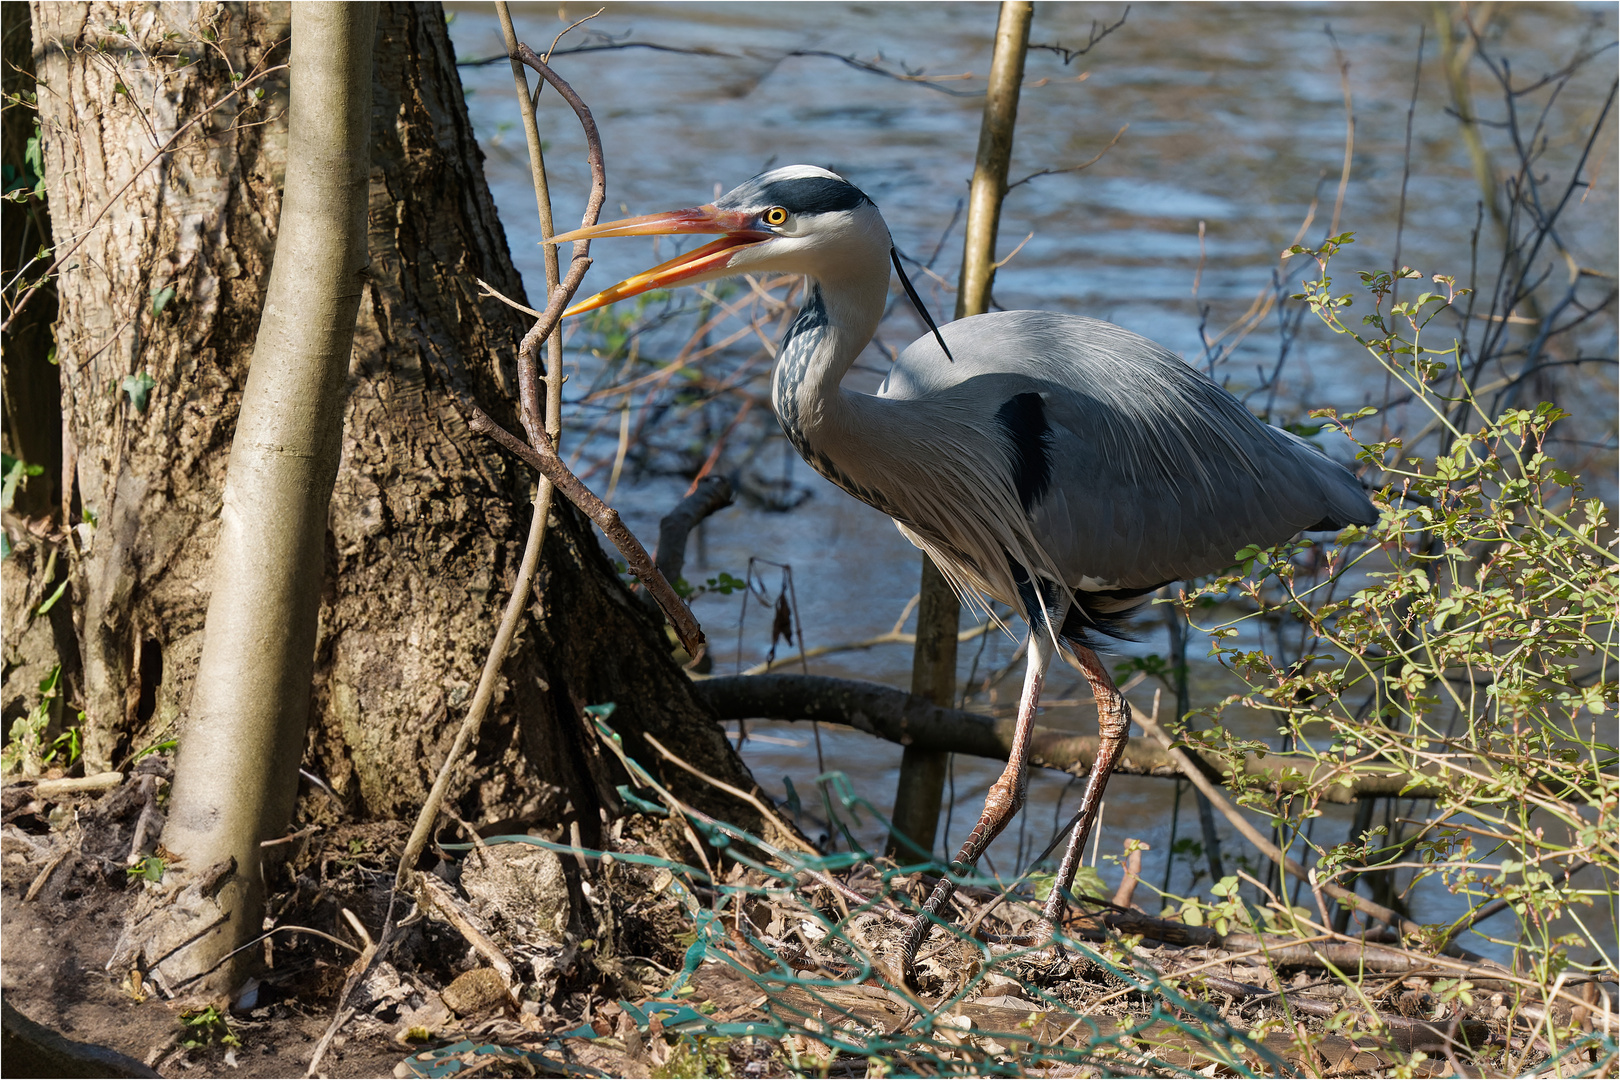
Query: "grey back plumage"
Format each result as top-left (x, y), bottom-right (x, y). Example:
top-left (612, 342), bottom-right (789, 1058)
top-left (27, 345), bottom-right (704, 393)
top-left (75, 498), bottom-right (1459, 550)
top-left (874, 311), bottom-right (1376, 601)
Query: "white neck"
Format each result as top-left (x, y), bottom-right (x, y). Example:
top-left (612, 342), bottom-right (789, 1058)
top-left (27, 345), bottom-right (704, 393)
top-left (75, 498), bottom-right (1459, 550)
top-left (770, 263), bottom-right (901, 506)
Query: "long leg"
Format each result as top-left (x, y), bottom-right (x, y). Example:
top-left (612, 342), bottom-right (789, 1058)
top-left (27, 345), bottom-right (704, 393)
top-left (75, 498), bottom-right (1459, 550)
top-left (1039, 644), bottom-right (1131, 933)
top-left (901, 631), bottom-right (1055, 984)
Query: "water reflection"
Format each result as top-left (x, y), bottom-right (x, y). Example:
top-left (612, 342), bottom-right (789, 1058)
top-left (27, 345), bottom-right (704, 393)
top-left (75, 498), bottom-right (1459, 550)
top-left (446, 2), bottom-right (1616, 962)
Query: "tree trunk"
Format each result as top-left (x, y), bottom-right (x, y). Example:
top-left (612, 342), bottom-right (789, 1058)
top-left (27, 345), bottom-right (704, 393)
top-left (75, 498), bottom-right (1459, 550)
top-left (1, 2), bottom-right (73, 770)
top-left (32, 1), bottom-right (293, 773)
top-left (31, 0), bottom-right (761, 899)
top-left (153, 2), bottom-right (376, 991)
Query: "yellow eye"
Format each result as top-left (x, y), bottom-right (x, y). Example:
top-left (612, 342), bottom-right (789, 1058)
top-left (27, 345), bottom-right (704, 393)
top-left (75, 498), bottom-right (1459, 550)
top-left (762, 206), bottom-right (789, 227)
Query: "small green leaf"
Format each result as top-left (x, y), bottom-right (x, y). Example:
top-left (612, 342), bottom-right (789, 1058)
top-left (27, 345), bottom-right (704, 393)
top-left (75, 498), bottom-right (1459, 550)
top-left (120, 371), bottom-right (156, 412)
top-left (150, 284), bottom-right (175, 316)
top-left (131, 738), bottom-right (178, 763)
top-left (35, 577), bottom-right (69, 615)
top-left (45, 726), bottom-right (80, 767)
top-left (178, 1004), bottom-right (238, 1048)
top-left (2, 453), bottom-right (45, 510)
top-left (128, 855), bottom-right (166, 882)
top-left (25, 134), bottom-right (44, 196)
top-left (1070, 865), bottom-right (1109, 900)
top-left (707, 571), bottom-right (745, 595)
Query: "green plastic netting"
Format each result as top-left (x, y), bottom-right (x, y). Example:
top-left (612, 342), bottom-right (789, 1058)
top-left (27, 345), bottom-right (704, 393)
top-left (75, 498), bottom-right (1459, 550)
top-left (397, 704), bottom-right (1615, 1079)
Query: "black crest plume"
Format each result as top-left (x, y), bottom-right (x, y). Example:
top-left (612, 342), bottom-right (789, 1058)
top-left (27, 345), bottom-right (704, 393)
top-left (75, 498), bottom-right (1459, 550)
top-left (890, 247), bottom-right (953, 361)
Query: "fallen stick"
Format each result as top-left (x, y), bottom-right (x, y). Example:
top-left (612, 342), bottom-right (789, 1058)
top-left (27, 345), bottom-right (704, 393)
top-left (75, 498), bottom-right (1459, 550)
top-left (1144, 962), bottom-right (1494, 1054)
top-left (2, 1000), bottom-right (160, 1079)
top-left (8, 772), bottom-right (126, 797)
top-left (416, 872), bottom-right (518, 990)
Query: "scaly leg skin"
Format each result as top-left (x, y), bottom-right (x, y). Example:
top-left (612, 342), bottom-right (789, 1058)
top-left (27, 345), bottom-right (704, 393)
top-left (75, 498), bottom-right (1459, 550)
top-left (1035, 644), bottom-right (1131, 950)
top-left (900, 633), bottom-right (1056, 987)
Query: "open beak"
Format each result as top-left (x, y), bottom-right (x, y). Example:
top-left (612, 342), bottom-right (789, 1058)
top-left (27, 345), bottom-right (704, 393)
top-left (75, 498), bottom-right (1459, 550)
top-left (549, 206), bottom-right (769, 316)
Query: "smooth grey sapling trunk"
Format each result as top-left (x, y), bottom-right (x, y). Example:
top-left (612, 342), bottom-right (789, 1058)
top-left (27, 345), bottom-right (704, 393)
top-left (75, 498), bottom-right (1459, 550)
top-left (887, 0), bottom-right (1032, 860)
top-left (127, 4), bottom-right (376, 993)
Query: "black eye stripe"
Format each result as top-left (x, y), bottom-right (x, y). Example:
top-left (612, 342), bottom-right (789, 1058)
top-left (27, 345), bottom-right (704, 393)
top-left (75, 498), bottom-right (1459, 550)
top-left (716, 172), bottom-right (874, 215)
top-left (757, 177), bottom-right (871, 214)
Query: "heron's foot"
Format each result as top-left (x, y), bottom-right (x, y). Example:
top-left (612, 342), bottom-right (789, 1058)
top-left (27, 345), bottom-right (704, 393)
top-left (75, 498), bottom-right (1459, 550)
top-left (982, 921), bottom-right (1075, 986)
top-left (1019, 918), bottom-right (1067, 960)
top-left (898, 871), bottom-right (965, 988)
top-left (899, 913), bottom-right (940, 990)
top-left (1040, 921), bottom-right (1071, 966)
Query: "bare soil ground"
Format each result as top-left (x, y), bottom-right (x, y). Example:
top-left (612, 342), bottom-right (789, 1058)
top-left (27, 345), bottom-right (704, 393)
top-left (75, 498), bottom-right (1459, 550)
top-left (2, 765), bottom-right (405, 1077)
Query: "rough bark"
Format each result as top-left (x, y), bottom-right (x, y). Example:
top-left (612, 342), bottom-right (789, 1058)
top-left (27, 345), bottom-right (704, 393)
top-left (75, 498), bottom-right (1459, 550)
top-left (32, 2), bottom-right (293, 771)
top-left (319, 6), bottom-right (757, 841)
top-left (1, 0), bottom-right (75, 763)
top-left (31, 0), bottom-right (760, 868)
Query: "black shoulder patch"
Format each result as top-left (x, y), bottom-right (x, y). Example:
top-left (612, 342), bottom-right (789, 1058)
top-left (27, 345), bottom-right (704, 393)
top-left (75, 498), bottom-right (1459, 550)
top-left (995, 392), bottom-right (1053, 514)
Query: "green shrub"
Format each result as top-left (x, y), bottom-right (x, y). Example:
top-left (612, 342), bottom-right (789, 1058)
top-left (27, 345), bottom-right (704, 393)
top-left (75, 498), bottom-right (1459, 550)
top-left (1181, 235), bottom-right (1615, 982)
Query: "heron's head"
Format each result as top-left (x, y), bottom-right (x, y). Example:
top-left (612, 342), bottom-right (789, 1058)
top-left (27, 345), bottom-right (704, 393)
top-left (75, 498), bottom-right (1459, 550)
top-left (551, 165), bottom-right (890, 316)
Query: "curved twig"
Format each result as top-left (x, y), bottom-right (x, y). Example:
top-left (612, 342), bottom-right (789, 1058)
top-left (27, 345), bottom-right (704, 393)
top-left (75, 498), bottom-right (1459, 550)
top-left (656, 475), bottom-right (734, 588)
top-left (468, 407), bottom-right (706, 661)
top-left (460, 46), bottom-right (704, 660)
top-left (512, 43), bottom-right (607, 444)
top-left (1006, 124), bottom-right (1127, 191)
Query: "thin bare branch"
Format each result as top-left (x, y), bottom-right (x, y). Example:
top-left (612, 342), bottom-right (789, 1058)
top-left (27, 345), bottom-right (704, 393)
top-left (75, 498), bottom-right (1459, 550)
top-left (474, 276), bottom-right (542, 319)
top-left (545, 8), bottom-right (605, 64)
top-left (786, 50), bottom-right (983, 97)
top-left (1027, 8), bottom-right (1130, 64)
top-left (456, 41), bottom-right (737, 68)
top-left (1006, 124), bottom-right (1127, 191)
top-left (468, 406), bottom-right (706, 660)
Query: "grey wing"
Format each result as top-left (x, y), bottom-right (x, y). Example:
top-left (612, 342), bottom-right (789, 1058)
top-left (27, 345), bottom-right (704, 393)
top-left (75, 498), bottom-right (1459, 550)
top-left (886, 311), bottom-right (1377, 590)
top-left (1032, 375), bottom-right (1375, 588)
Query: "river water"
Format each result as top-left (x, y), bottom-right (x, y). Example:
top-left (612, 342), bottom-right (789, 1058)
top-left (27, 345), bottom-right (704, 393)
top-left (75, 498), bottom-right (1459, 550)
top-left (444, 3), bottom-right (1616, 960)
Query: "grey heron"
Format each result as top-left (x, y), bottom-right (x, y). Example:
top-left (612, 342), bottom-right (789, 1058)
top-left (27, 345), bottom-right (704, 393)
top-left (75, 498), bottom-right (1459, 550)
top-left (551, 165), bottom-right (1378, 982)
